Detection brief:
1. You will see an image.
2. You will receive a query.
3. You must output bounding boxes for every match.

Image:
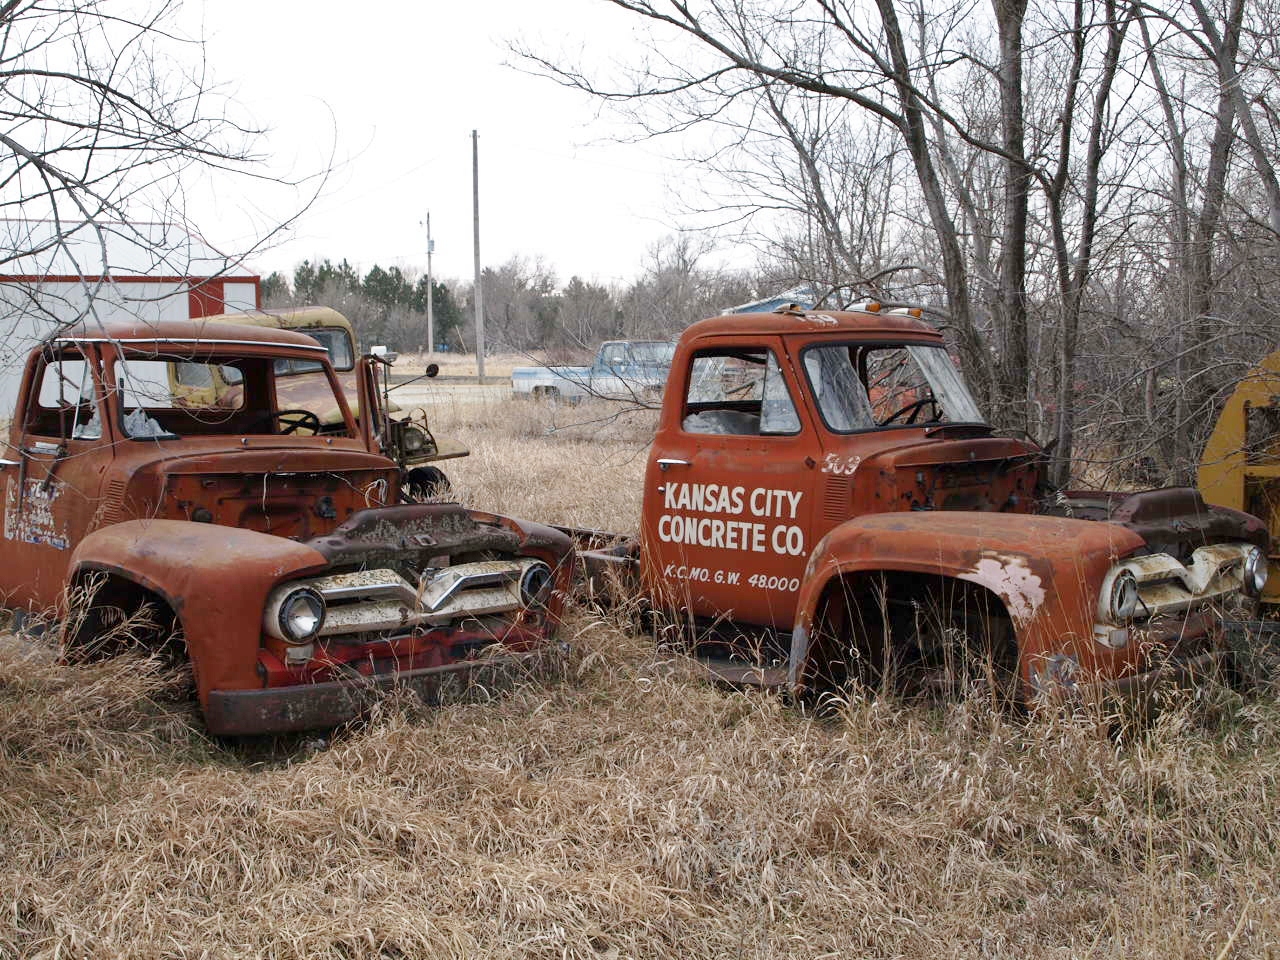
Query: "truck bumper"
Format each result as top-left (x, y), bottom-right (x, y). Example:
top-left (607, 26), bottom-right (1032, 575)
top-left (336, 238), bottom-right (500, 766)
top-left (1071, 651), bottom-right (1227, 706)
top-left (203, 648), bottom-right (559, 736)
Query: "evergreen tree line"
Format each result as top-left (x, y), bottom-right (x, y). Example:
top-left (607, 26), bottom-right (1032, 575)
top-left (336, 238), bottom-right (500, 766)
top-left (263, 259), bottom-right (466, 352)
top-left (261, 236), bottom-right (758, 357)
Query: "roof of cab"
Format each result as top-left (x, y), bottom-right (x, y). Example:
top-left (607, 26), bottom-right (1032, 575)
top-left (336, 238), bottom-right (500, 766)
top-left (686, 305), bottom-right (941, 341)
top-left (53, 317), bottom-right (328, 351)
top-left (197, 305), bottom-right (352, 333)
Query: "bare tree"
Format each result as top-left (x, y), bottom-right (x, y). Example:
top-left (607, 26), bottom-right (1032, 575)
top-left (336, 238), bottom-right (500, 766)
top-left (0, 0), bottom-right (323, 362)
top-left (521, 0), bottom-right (1280, 486)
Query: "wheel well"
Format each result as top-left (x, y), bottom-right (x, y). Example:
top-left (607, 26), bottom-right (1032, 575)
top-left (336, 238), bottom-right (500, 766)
top-left (403, 465), bottom-right (450, 501)
top-left (61, 571), bottom-right (184, 663)
top-left (802, 570), bottom-right (1019, 700)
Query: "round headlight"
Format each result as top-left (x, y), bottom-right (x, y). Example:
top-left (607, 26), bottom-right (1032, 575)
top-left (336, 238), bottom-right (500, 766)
top-left (278, 588), bottom-right (325, 643)
top-left (1108, 571), bottom-right (1140, 622)
top-left (402, 426), bottom-right (426, 453)
top-left (519, 561), bottom-right (553, 610)
top-left (1244, 546), bottom-right (1269, 597)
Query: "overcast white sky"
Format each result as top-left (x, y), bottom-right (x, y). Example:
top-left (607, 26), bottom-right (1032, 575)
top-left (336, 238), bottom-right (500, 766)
top-left (189, 0), bottom-right (713, 287)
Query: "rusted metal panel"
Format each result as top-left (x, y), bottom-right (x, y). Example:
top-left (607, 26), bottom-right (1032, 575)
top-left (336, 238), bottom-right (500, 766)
top-left (785, 511), bottom-right (1244, 699)
top-left (1052, 487), bottom-right (1267, 556)
top-left (641, 316), bottom-right (1042, 633)
top-left (682, 308), bottom-right (938, 343)
top-left (70, 520), bottom-right (331, 699)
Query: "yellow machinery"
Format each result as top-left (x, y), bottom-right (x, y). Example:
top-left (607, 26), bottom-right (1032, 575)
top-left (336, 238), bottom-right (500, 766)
top-left (1199, 348), bottom-right (1280, 604)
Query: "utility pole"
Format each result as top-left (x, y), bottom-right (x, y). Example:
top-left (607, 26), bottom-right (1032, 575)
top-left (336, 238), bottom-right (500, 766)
top-left (424, 211), bottom-right (435, 355)
top-left (472, 129), bottom-right (485, 383)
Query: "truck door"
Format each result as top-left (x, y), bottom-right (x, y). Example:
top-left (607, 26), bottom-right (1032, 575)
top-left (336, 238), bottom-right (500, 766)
top-left (1, 346), bottom-right (110, 610)
top-left (641, 337), bottom-right (817, 630)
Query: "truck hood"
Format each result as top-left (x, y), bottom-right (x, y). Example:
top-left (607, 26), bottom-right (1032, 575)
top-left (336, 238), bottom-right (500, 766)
top-left (102, 440), bottom-right (399, 539)
top-left (131, 441), bottom-right (392, 476)
top-left (848, 432), bottom-right (1041, 515)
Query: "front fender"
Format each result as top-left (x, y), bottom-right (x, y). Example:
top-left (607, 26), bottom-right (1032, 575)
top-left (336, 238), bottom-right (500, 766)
top-left (68, 520), bottom-right (329, 707)
top-left (789, 512), bottom-right (1144, 691)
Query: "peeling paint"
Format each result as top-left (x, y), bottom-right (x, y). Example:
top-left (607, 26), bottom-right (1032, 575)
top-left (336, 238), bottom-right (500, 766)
top-left (962, 552), bottom-right (1046, 624)
top-left (4, 477), bottom-right (69, 549)
top-left (820, 453), bottom-right (862, 476)
top-left (788, 624), bottom-right (810, 688)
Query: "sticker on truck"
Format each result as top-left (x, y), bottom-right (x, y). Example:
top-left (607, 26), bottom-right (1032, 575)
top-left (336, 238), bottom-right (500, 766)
top-left (4, 477), bottom-right (69, 549)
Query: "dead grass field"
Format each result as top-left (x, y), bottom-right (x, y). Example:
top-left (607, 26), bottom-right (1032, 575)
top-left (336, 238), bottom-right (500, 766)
top-left (2, 395), bottom-right (1279, 959)
top-left (427, 396), bottom-right (655, 532)
top-left (398, 352), bottom-right (592, 381)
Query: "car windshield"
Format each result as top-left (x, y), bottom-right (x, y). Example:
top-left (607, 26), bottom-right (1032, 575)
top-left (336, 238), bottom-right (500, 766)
top-left (802, 342), bottom-right (985, 432)
top-left (114, 349), bottom-right (349, 439)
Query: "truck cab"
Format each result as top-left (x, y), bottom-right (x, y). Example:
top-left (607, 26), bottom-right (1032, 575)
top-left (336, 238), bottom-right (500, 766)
top-left (172, 306), bottom-right (468, 490)
top-left (511, 339), bottom-right (675, 401)
top-left (593, 340), bottom-right (675, 384)
top-left (638, 304), bottom-right (1267, 701)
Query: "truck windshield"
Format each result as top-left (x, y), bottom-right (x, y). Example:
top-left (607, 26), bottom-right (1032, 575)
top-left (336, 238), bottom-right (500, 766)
top-left (630, 342), bottom-right (675, 365)
top-left (113, 351), bottom-right (349, 439)
top-left (802, 342), bottom-right (985, 432)
top-left (274, 328), bottom-right (355, 374)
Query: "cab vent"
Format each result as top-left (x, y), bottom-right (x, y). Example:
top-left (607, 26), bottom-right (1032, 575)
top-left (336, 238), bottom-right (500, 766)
top-left (822, 475), bottom-right (852, 523)
top-left (97, 479), bottom-right (128, 527)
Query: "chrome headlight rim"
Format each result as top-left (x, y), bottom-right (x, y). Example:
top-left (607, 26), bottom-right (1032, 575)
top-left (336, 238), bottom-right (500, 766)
top-left (278, 587), bottom-right (326, 643)
top-left (1244, 545), bottom-right (1269, 597)
top-left (518, 560), bottom-right (554, 610)
top-left (400, 424), bottom-right (427, 454)
top-left (1107, 570), bottom-right (1140, 622)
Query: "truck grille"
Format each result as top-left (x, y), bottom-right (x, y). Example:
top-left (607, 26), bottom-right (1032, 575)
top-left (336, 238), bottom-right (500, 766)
top-left (265, 558), bottom-right (552, 640)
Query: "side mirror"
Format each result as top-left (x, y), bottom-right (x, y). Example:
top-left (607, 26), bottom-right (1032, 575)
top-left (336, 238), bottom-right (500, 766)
top-left (425, 363), bottom-right (439, 378)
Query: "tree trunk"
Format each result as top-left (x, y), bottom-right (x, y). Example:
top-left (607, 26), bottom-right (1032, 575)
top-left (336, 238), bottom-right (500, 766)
top-left (992, 0), bottom-right (1031, 432)
top-left (874, 0), bottom-right (987, 405)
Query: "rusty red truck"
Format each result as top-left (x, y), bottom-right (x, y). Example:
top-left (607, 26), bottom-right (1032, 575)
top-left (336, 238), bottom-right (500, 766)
top-left (574, 303), bottom-right (1268, 702)
top-left (0, 318), bottom-right (572, 734)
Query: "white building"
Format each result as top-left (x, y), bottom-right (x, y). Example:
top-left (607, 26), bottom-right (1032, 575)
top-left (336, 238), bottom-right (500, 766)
top-left (0, 220), bottom-right (260, 413)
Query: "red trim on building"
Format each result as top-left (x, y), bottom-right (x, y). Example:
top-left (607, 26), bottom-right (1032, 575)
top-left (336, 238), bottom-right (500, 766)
top-left (1, 273), bottom-right (262, 319)
top-left (0, 274), bottom-right (261, 285)
top-left (188, 279), bottom-right (225, 318)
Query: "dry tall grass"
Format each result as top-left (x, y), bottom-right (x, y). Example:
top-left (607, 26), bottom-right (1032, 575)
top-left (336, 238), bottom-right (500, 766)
top-left (399, 352), bottom-right (560, 381)
top-left (427, 395), bottom-right (655, 532)
top-left (2, 394), bottom-right (1278, 959)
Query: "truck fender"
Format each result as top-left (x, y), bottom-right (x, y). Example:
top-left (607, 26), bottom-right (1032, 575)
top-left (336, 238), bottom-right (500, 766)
top-left (67, 520), bottom-right (330, 709)
top-left (787, 512), bottom-right (1143, 694)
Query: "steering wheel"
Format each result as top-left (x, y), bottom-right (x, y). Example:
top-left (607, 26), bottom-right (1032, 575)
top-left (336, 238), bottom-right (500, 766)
top-left (881, 395), bottom-right (939, 426)
top-left (251, 408), bottom-right (322, 435)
